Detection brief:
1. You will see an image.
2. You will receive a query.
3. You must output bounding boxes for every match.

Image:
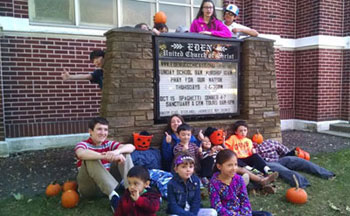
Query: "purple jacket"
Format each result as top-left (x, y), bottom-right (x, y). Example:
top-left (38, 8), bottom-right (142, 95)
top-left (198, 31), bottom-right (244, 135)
top-left (209, 172), bottom-right (252, 216)
top-left (190, 17), bottom-right (232, 38)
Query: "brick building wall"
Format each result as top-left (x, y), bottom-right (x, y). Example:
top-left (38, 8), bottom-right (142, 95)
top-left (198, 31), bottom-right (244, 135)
top-left (295, 49), bottom-right (343, 121)
top-left (296, 0), bottom-right (320, 38)
top-left (319, 0), bottom-right (344, 37)
top-left (1, 35), bottom-right (104, 137)
top-left (345, 1), bottom-right (350, 36)
top-left (342, 50), bottom-right (350, 120)
top-left (239, 0), bottom-right (296, 38)
top-left (317, 49), bottom-right (342, 120)
top-left (295, 49), bottom-right (319, 121)
top-left (0, 0), bottom-right (28, 18)
top-left (275, 49), bottom-right (295, 119)
top-left (0, 28), bottom-right (5, 141)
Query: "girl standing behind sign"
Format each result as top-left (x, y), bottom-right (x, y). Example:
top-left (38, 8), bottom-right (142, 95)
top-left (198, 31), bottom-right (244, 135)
top-left (190, 0), bottom-right (231, 38)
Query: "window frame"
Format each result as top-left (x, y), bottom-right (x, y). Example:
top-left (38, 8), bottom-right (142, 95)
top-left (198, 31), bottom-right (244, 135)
top-left (28, 0), bottom-right (223, 30)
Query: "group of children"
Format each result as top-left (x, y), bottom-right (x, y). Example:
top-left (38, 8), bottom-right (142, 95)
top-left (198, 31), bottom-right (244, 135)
top-left (114, 112), bottom-right (275, 215)
top-left (76, 113), bottom-right (335, 216)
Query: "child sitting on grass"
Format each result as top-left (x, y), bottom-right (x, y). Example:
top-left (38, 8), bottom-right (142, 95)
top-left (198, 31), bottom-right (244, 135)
top-left (209, 149), bottom-right (272, 216)
top-left (225, 120), bottom-right (278, 177)
top-left (199, 132), bottom-right (224, 186)
top-left (173, 123), bottom-right (203, 174)
top-left (115, 166), bottom-right (161, 216)
top-left (167, 153), bottom-right (217, 216)
top-left (200, 132), bottom-right (276, 193)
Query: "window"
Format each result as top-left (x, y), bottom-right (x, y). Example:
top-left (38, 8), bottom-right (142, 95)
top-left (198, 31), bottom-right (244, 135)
top-left (29, 0), bottom-right (75, 25)
top-left (28, 0), bottom-right (223, 30)
top-left (29, 0), bottom-right (117, 27)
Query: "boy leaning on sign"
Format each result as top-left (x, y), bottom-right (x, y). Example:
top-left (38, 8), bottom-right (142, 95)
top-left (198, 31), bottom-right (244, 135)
top-left (61, 50), bottom-right (104, 89)
top-left (223, 4), bottom-right (259, 38)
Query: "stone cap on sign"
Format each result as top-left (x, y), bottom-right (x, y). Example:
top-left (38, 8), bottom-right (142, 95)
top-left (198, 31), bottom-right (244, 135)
top-left (104, 26), bottom-right (152, 36)
top-left (243, 36), bottom-right (275, 42)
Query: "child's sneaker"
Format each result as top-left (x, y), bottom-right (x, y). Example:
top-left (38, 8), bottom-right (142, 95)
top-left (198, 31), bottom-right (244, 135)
top-left (251, 168), bottom-right (261, 175)
top-left (110, 193), bottom-right (120, 213)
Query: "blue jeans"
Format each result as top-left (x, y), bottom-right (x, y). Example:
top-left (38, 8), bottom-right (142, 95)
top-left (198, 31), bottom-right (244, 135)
top-left (266, 156), bottom-right (334, 188)
top-left (253, 211), bottom-right (272, 216)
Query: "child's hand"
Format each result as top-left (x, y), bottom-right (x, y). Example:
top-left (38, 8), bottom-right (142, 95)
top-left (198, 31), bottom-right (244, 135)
top-left (130, 190), bottom-right (140, 201)
top-left (152, 28), bottom-right (161, 35)
top-left (165, 132), bottom-right (172, 143)
top-left (198, 130), bottom-right (204, 141)
top-left (61, 68), bottom-right (70, 80)
top-left (183, 143), bottom-right (189, 151)
top-left (198, 142), bottom-right (203, 153)
top-left (105, 152), bottom-right (125, 163)
top-left (199, 31), bottom-right (212, 35)
top-left (252, 148), bottom-right (257, 154)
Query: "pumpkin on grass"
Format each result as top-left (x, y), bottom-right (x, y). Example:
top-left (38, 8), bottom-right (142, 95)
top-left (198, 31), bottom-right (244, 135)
top-left (63, 180), bottom-right (77, 192)
top-left (286, 175), bottom-right (308, 204)
top-left (252, 129), bottom-right (264, 144)
top-left (61, 190), bottom-right (79, 208)
top-left (45, 181), bottom-right (61, 197)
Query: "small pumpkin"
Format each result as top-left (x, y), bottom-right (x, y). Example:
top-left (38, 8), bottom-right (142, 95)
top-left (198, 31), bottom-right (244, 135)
top-left (252, 129), bottom-right (264, 144)
top-left (295, 147), bottom-right (310, 161)
top-left (154, 11), bottom-right (167, 24)
top-left (61, 190), bottom-right (79, 208)
top-left (45, 181), bottom-right (62, 197)
top-left (286, 175), bottom-right (308, 204)
top-left (63, 180), bottom-right (77, 192)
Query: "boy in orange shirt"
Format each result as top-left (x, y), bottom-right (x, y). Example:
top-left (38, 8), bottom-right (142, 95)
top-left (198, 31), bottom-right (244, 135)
top-left (225, 121), bottom-right (277, 177)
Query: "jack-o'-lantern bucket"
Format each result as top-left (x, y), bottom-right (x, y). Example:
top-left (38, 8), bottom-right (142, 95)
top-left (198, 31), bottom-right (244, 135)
top-left (133, 133), bottom-right (153, 151)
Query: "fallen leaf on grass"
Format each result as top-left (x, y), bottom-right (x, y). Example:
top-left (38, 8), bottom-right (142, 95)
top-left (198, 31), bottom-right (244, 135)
top-left (346, 206), bottom-right (350, 212)
top-left (12, 192), bottom-right (24, 201)
top-left (328, 201), bottom-right (340, 211)
top-left (27, 199), bottom-right (32, 203)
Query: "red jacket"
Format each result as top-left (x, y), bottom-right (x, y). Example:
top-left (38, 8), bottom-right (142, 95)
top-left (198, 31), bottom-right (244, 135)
top-left (115, 188), bottom-right (161, 216)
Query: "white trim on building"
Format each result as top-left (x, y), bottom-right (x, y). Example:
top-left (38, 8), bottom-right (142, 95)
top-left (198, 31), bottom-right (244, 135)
top-left (281, 119), bottom-right (348, 132)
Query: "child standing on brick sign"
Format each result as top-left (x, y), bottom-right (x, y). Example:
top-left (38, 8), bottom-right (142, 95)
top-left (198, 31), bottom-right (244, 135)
top-left (223, 4), bottom-right (259, 38)
top-left (61, 50), bottom-right (104, 89)
top-left (190, 0), bottom-right (231, 38)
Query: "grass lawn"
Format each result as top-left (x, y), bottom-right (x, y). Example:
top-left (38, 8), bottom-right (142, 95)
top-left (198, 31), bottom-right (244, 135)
top-left (1, 149), bottom-right (349, 216)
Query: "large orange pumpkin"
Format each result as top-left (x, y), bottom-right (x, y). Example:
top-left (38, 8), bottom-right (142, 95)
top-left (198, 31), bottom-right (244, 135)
top-left (63, 180), bottom-right (77, 192)
top-left (154, 11), bottom-right (167, 24)
top-left (45, 182), bottom-right (62, 197)
top-left (252, 129), bottom-right (264, 144)
top-left (286, 175), bottom-right (308, 204)
top-left (61, 190), bottom-right (79, 208)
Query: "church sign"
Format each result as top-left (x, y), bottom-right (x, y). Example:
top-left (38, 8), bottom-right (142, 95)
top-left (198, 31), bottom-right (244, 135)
top-left (154, 35), bottom-right (241, 122)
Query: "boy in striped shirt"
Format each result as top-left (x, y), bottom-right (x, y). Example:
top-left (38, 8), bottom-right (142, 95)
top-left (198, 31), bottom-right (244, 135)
top-left (75, 117), bottom-right (135, 212)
